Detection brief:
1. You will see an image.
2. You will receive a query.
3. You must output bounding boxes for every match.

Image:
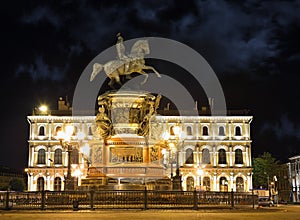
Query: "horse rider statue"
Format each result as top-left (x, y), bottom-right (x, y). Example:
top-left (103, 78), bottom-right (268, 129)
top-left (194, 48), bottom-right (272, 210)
top-left (116, 33), bottom-right (128, 60)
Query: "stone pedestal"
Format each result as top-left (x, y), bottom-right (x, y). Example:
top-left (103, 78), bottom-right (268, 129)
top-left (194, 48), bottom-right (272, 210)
top-left (80, 90), bottom-right (171, 190)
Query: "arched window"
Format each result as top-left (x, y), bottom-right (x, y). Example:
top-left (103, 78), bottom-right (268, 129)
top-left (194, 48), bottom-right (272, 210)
top-left (72, 126), bottom-right (78, 136)
top-left (219, 177), bottom-right (228, 192)
top-left (203, 177), bottom-right (210, 191)
top-left (170, 126), bottom-right (175, 135)
top-left (202, 126), bottom-right (208, 136)
top-left (37, 177), bottom-right (44, 191)
top-left (236, 177), bottom-right (244, 192)
top-left (55, 126), bottom-right (62, 136)
top-left (235, 126), bottom-right (241, 136)
top-left (218, 126), bottom-right (225, 136)
top-left (218, 149), bottom-right (226, 164)
top-left (185, 148), bottom-right (194, 164)
top-left (54, 177), bottom-right (62, 191)
top-left (186, 126), bottom-right (192, 136)
top-left (38, 126), bottom-right (45, 136)
top-left (37, 149), bottom-right (46, 164)
top-left (88, 126), bottom-right (93, 135)
top-left (235, 149), bottom-right (243, 164)
top-left (71, 148), bottom-right (79, 164)
top-left (54, 149), bottom-right (62, 164)
top-left (186, 176), bottom-right (194, 191)
top-left (202, 148), bottom-right (210, 164)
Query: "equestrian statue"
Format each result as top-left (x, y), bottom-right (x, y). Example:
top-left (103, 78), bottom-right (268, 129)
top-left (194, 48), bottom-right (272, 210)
top-left (90, 33), bottom-right (161, 87)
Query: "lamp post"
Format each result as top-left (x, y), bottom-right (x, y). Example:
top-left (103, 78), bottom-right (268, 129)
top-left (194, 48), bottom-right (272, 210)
top-left (57, 125), bottom-right (74, 191)
top-left (273, 175), bottom-right (278, 206)
top-left (163, 125), bottom-right (184, 191)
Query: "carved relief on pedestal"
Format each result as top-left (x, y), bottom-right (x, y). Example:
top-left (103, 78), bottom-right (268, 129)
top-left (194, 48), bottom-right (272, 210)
top-left (91, 144), bottom-right (103, 165)
top-left (109, 147), bottom-right (143, 163)
top-left (150, 146), bottom-right (159, 162)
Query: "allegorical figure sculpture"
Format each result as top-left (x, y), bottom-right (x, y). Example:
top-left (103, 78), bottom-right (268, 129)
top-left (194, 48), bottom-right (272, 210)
top-left (137, 94), bottom-right (162, 136)
top-left (95, 107), bottom-right (113, 139)
top-left (90, 33), bottom-right (161, 87)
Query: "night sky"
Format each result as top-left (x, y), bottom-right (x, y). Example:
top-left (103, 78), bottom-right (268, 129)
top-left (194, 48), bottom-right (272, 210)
top-left (1, 0), bottom-right (299, 171)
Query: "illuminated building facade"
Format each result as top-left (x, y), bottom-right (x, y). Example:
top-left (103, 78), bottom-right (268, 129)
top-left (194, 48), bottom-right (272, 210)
top-left (25, 96), bottom-right (253, 192)
top-left (287, 155), bottom-right (300, 202)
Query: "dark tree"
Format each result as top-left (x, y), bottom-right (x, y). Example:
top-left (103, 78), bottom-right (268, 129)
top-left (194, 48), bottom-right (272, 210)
top-left (252, 152), bottom-right (281, 189)
top-left (9, 178), bottom-right (26, 191)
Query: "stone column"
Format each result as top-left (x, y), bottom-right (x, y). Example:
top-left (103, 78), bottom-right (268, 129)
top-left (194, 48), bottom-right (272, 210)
top-left (247, 173), bottom-right (252, 192)
top-left (213, 145), bottom-right (216, 166)
top-left (32, 122), bottom-right (36, 140)
top-left (230, 172), bottom-right (234, 191)
top-left (48, 121), bottom-right (52, 140)
top-left (229, 145), bottom-right (233, 166)
top-left (29, 146), bottom-right (33, 167)
top-left (213, 172), bottom-right (217, 191)
top-left (46, 174), bottom-right (51, 191)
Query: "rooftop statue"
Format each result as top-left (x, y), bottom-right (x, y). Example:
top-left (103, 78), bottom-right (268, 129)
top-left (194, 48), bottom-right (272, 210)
top-left (90, 33), bottom-right (161, 87)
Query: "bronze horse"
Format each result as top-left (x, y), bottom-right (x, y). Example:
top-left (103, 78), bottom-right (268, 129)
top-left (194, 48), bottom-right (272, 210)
top-left (90, 40), bottom-right (161, 87)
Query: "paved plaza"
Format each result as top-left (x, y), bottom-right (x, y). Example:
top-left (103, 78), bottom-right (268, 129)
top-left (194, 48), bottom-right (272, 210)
top-left (1, 205), bottom-right (300, 220)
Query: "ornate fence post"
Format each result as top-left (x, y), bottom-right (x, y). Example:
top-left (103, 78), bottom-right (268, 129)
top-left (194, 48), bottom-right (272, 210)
top-left (193, 189), bottom-right (198, 210)
top-left (5, 190), bottom-right (10, 210)
top-left (144, 187), bottom-right (148, 210)
top-left (231, 189), bottom-right (234, 209)
top-left (41, 190), bottom-right (46, 210)
top-left (90, 190), bottom-right (95, 210)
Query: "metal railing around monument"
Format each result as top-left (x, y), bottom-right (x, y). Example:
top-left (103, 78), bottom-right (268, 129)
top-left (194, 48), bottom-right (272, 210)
top-left (0, 190), bottom-right (258, 210)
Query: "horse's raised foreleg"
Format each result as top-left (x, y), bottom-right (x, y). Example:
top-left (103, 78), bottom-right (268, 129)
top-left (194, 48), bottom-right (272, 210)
top-left (137, 70), bottom-right (149, 85)
top-left (142, 65), bottom-right (161, 77)
top-left (115, 75), bottom-right (122, 85)
top-left (108, 78), bottom-right (115, 89)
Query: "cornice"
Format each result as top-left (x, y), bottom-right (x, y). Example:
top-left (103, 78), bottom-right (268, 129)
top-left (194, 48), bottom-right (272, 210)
top-left (27, 115), bottom-right (96, 122)
top-left (153, 115), bottom-right (253, 123)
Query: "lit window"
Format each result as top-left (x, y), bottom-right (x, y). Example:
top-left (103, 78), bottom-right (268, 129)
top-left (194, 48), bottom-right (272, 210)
top-left (236, 177), bottom-right (244, 192)
top-left (235, 126), bottom-right (241, 136)
top-left (88, 126), bottom-right (93, 135)
top-left (235, 149), bottom-right (243, 164)
top-left (203, 177), bottom-right (210, 191)
top-left (54, 177), bottom-right (62, 191)
top-left (71, 148), bottom-right (79, 164)
top-left (185, 148), bottom-right (194, 164)
top-left (54, 149), bottom-right (62, 164)
top-left (218, 149), bottom-right (226, 164)
top-left (218, 126), bottom-right (225, 136)
top-left (72, 126), bottom-right (78, 136)
top-left (186, 126), bottom-right (192, 135)
top-left (202, 148), bottom-right (210, 164)
top-left (55, 126), bottom-right (62, 136)
top-left (170, 126), bottom-right (175, 135)
top-left (37, 177), bottom-right (44, 191)
top-left (202, 126), bottom-right (208, 136)
top-left (219, 177), bottom-right (228, 192)
top-left (38, 126), bottom-right (45, 136)
top-left (37, 149), bottom-right (46, 164)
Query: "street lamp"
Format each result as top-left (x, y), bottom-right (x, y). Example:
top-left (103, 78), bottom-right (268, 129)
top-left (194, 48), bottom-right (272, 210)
top-left (57, 125), bottom-right (74, 191)
top-left (163, 125), bottom-right (185, 191)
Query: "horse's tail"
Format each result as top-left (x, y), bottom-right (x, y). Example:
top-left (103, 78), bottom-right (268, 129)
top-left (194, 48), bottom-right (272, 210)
top-left (90, 63), bottom-right (103, 81)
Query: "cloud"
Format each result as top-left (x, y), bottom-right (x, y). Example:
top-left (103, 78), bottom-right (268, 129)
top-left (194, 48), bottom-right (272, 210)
top-left (166, 0), bottom-right (282, 74)
top-left (21, 6), bottom-right (62, 28)
top-left (16, 0), bottom-right (300, 77)
top-left (260, 115), bottom-right (300, 139)
top-left (15, 57), bottom-right (63, 81)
